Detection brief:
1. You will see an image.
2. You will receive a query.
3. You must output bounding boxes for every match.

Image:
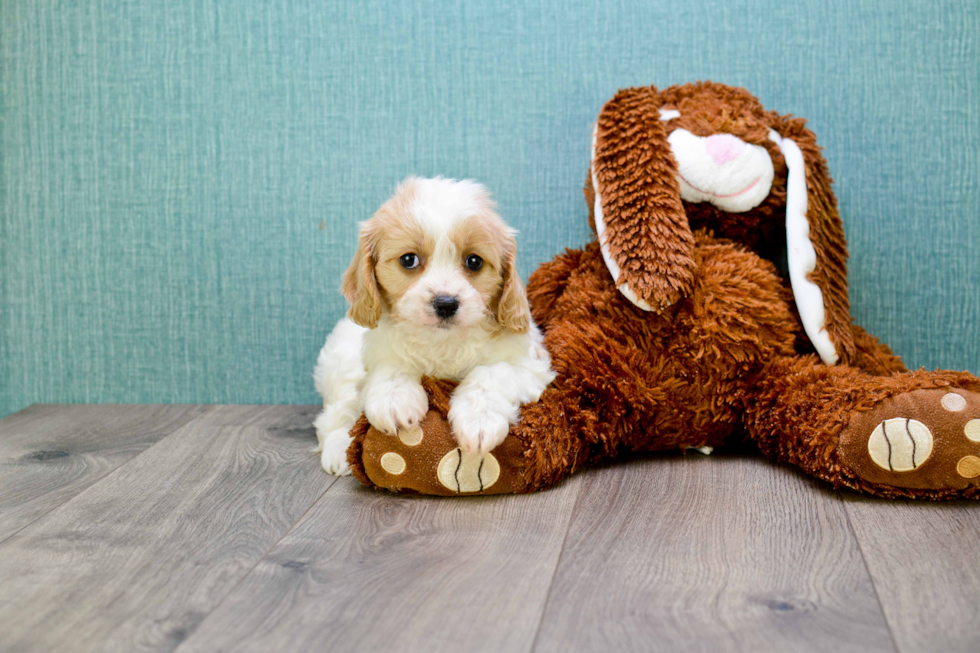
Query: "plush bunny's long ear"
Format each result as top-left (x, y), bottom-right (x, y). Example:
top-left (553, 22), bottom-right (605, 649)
top-left (589, 86), bottom-right (697, 312)
top-left (768, 125), bottom-right (855, 365)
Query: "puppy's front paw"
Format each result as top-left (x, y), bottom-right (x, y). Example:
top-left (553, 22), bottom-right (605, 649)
top-left (449, 391), bottom-right (515, 454)
top-left (364, 378), bottom-right (429, 436)
top-left (319, 432), bottom-right (352, 476)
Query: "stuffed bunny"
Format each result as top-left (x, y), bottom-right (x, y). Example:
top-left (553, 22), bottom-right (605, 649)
top-left (347, 82), bottom-right (980, 500)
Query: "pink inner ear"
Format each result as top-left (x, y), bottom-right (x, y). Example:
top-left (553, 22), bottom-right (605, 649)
top-left (705, 134), bottom-right (745, 166)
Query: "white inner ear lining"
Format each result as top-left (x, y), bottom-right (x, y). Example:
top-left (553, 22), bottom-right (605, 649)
top-left (769, 129), bottom-right (839, 365)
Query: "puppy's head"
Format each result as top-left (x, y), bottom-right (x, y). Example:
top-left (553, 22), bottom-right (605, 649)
top-left (342, 177), bottom-right (530, 334)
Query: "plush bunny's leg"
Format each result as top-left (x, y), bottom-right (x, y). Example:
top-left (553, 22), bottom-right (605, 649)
top-left (848, 324), bottom-right (907, 376)
top-left (746, 355), bottom-right (980, 499)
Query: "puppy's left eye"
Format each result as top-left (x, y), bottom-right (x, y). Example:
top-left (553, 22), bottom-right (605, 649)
top-left (399, 253), bottom-right (420, 269)
top-left (465, 255), bottom-right (483, 271)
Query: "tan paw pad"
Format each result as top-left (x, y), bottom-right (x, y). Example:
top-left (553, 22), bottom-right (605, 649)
top-left (398, 425), bottom-right (424, 446)
top-left (957, 456), bottom-right (980, 479)
top-left (867, 418), bottom-right (933, 472)
top-left (964, 420), bottom-right (980, 442)
top-left (437, 449), bottom-right (500, 493)
top-left (380, 452), bottom-right (406, 475)
top-left (942, 392), bottom-right (967, 412)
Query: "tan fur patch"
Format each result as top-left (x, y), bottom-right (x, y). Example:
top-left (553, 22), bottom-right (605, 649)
top-left (448, 214), bottom-right (530, 333)
top-left (446, 215), bottom-right (531, 334)
top-left (341, 223), bottom-right (383, 328)
top-left (343, 179), bottom-right (432, 324)
top-left (372, 212), bottom-right (433, 314)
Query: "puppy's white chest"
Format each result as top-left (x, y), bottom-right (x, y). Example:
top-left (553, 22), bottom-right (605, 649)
top-left (363, 322), bottom-right (503, 381)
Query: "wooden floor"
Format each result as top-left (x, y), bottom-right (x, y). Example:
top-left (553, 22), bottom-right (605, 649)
top-left (1, 405), bottom-right (978, 653)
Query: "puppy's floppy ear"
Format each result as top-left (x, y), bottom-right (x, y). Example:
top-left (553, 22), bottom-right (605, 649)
top-left (341, 220), bottom-right (382, 329)
top-left (496, 234), bottom-right (531, 334)
top-left (767, 118), bottom-right (855, 366)
top-left (589, 85), bottom-right (697, 312)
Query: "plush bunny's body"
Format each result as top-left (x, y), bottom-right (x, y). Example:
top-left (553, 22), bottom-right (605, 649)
top-left (347, 83), bottom-right (980, 500)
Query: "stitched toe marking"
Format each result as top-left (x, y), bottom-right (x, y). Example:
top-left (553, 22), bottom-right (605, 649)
top-left (437, 449), bottom-right (500, 493)
top-left (867, 418), bottom-right (933, 472)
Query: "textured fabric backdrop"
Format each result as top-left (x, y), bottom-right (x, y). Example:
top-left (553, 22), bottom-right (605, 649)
top-left (2, 0), bottom-right (978, 418)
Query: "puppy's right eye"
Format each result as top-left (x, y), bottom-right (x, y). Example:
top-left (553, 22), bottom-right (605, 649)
top-left (399, 253), bottom-right (420, 270)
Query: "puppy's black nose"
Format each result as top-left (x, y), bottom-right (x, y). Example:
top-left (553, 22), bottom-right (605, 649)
top-left (432, 295), bottom-right (459, 319)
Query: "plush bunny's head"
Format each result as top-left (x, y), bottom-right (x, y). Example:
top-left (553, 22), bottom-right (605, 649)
top-left (585, 82), bottom-right (854, 365)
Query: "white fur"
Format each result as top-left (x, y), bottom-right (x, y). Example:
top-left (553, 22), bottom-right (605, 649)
top-left (313, 317), bottom-right (368, 474)
top-left (667, 128), bottom-right (774, 213)
top-left (314, 178), bottom-right (556, 475)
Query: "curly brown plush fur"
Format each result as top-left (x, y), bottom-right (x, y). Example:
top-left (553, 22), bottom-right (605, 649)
top-left (587, 82), bottom-right (854, 361)
top-left (348, 82), bottom-right (980, 500)
top-left (517, 237), bottom-right (980, 499)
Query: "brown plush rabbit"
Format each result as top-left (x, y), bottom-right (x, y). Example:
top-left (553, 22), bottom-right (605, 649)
top-left (348, 82), bottom-right (980, 500)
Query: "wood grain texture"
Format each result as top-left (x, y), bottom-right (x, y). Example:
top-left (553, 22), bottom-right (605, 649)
top-left (4, 405), bottom-right (980, 653)
top-left (533, 454), bottom-right (895, 653)
top-left (174, 475), bottom-right (584, 653)
top-left (0, 404), bottom-right (209, 542)
top-left (844, 496), bottom-right (980, 653)
top-left (0, 405), bottom-right (332, 653)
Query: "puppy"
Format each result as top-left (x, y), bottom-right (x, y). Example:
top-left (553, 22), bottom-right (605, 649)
top-left (313, 177), bottom-right (556, 475)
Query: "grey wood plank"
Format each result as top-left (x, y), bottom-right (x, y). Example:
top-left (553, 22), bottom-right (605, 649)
top-left (0, 404), bottom-right (333, 653)
top-left (0, 404), bottom-right (209, 541)
top-left (174, 474), bottom-right (584, 653)
top-left (843, 496), bottom-right (980, 653)
top-left (533, 454), bottom-right (896, 653)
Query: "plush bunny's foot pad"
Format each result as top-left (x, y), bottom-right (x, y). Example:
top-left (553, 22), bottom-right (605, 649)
top-left (347, 409), bottom-right (531, 496)
top-left (839, 388), bottom-right (980, 493)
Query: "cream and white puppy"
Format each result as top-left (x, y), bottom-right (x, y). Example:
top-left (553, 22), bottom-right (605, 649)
top-left (313, 177), bottom-right (555, 475)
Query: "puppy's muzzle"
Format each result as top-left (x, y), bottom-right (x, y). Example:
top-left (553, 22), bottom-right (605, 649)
top-left (432, 295), bottom-right (459, 320)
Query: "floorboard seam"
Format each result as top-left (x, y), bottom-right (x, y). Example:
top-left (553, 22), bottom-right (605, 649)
top-left (839, 490), bottom-right (903, 653)
top-left (0, 405), bottom-right (215, 548)
top-left (0, 508), bottom-right (59, 548)
top-left (527, 477), bottom-right (585, 653)
top-left (170, 475), bottom-right (340, 652)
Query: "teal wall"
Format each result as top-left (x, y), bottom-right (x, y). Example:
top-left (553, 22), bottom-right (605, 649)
top-left (2, 0), bottom-right (979, 418)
